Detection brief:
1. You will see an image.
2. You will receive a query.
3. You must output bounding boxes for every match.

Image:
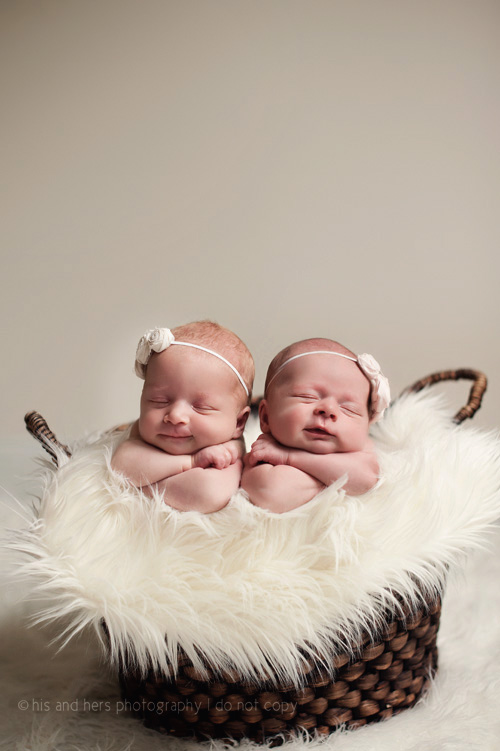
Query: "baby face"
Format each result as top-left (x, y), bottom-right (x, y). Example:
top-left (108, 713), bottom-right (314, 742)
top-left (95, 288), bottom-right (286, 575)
top-left (139, 346), bottom-right (249, 454)
top-left (260, 354), bottom-right (371, 454)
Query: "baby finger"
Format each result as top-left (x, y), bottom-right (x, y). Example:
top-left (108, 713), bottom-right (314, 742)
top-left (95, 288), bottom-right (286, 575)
top-left (195, 453), bottom-right (210, 469)
top-left (247, 451), bottom-right (261, 467)
top-left (218, 449), bottom-right (232, 469)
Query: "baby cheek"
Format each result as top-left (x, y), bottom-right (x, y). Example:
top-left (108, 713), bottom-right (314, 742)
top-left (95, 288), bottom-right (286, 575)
top-left (277, 411), bottom-right (301, 435)
top-left (140, 409), bottom-right (153, 425)
top-left (287, 405), bottom-right (308, 425)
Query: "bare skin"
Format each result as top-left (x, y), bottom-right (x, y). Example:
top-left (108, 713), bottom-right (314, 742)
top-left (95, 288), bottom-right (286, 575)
top-left (241, 461), bottom-right (324, 513)
top-left (112, 421), bottom-right (245, 512)
top-left (241, 351), bottom-right (380, 512)
top-left (155, 461), bottom-right (244, 513)
top-left (243, 433), bottom-right (378, 503)
top-left (112, 421), bottom-right (244, 483)
top-left (111, 345), bottom-right (250, 513)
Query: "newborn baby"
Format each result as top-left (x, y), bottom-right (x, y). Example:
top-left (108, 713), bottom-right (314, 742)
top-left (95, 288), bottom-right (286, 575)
top-left (111, 321), bottom-right (254, 513)
top-left (241, 338), bottom-right (390, 513)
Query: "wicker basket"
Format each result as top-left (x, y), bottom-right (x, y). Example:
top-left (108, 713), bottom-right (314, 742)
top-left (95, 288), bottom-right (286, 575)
top-left (118, 597), bottom-right (441, 740)
top-left (25, 369), bottom-right (487, 742)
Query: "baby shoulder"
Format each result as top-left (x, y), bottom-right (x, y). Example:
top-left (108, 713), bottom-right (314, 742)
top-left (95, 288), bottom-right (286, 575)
top-left (362, 440), bottom-right (380, 472)
top-left (111, 436), bottom-right (155, 471)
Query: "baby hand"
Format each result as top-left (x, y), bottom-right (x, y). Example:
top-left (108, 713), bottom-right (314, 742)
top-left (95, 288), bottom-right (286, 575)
top-left (247, 434), bottom-right (290, 467)
top-left (193, 444), bottom-right (237, 470)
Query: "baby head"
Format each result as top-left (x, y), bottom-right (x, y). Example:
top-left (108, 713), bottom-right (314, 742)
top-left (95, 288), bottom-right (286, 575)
top-left (135, 322), bottom-right (254, 454)
top-left (260, 338), bottom-right (390, 455)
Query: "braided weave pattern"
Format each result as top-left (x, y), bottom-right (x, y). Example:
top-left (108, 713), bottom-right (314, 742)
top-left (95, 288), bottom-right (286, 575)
top-left (119, 598), bottom-right (440, 741)
top-left (24, 410), bottom-right (71, 464)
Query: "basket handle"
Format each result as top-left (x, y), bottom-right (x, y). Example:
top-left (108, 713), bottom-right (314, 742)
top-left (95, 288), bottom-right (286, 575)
top-left (24, 411), bottom-right (71, 467)
top-left (404, 368), bottom-right (487, 423)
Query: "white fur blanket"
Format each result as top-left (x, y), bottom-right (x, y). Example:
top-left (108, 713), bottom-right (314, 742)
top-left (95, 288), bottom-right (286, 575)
top-left (3, 536), bottom-right (500, 751)
top-left (9, 390), bottom-right (500, 689)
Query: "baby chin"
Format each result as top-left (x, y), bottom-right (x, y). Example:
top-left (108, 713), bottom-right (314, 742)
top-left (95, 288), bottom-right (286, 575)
top-left (301, 429), bottom-right (338, 453)
top-left (155, 433), bottom-right (195, 453)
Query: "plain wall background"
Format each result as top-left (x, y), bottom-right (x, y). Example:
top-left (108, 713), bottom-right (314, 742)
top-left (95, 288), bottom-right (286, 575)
top-left (2, 0), bottom-right (499, 446)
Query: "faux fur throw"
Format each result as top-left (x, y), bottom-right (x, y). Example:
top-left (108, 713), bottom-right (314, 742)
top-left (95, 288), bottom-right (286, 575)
top-left (12, 391), bottom-right (500, 685)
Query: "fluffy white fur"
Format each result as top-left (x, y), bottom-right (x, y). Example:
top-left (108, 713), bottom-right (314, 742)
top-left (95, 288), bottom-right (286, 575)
top-left (10, 391), bottom-right (500, 686)
top-left (3, 533), bottom-right (500, 750)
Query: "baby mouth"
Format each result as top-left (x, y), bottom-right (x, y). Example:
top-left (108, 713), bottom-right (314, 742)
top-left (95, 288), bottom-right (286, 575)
top-left (305, 427), bottom-right (332, 437)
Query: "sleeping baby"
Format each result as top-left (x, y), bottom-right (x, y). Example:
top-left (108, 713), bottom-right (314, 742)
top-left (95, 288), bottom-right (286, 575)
top-left (241, 338), bottom-right (390, 513)
top-left (111, 321), bottom-right (254, 513)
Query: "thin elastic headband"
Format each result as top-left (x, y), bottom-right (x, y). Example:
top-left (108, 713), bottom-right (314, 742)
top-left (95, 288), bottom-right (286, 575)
top-left (134, 328), bottom-right (249, 396)
top-left (266, 350), bottom-right (391, 422)
top-left (267, 351), bottom-right (356, 389)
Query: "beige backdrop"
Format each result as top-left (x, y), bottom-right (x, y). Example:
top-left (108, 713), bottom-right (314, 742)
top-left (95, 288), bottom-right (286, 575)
top-left (2, 0), bottom-right (499, 445)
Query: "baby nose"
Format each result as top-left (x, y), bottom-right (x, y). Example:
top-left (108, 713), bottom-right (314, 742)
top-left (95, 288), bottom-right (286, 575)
top-left (164, 402), bottom-right (189, 424)
top-left (315, 399), bottom-right (338, 420)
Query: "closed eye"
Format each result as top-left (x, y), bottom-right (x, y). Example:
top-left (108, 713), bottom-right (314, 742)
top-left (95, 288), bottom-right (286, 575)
top-left (341, 404), bottom-right (362, 416)
top-left (193, 404), bottom-right (217, 413)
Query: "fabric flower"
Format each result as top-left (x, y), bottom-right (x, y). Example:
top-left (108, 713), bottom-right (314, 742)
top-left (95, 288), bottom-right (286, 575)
top-left (134, 328), bottom-right (175, 379)
top-left (357, 353), bottom-right (391, 422)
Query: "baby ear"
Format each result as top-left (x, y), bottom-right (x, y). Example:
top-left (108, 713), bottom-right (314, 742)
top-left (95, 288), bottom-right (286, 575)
top-left (258, 399), bottom-right (271, 434)
top-left (233, 406), bottom-right (251, 438)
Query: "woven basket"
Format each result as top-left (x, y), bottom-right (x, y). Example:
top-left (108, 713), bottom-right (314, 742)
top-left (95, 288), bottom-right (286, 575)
top-left (118, 597), bottom-right (441, 740)
top-left (25, 369), bottom-right (487, 742)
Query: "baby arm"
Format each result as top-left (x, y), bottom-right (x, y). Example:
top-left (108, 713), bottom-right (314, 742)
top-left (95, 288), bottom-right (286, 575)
top-left (112, 435), bottom-right (243, 486)
top-left (244, 434), bottom-right (324, 512)
top-left (164, 439), bottom-right (244, 512)
top-left (286, 449), bottom-right (379, 495)
top-left (241, 462), bottom-right (324, 512)
top-left (111, 437), bottom-right (193, 486)
top-left (157, 460), bottom-right (243, 513)
top-left (247, 434), bottom-right (379, 496)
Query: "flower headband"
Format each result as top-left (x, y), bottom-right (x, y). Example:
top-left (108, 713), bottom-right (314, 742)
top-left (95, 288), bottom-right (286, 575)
top-left (134, 327), bottom-right (249, 396)
top-left (267, 351), bottom-right (391, 421)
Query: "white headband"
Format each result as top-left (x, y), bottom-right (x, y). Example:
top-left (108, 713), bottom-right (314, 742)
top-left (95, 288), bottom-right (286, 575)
top-left (134, 327), bottom-right (249, 397)
top-left (267, 350), bottom-right (391, 422)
